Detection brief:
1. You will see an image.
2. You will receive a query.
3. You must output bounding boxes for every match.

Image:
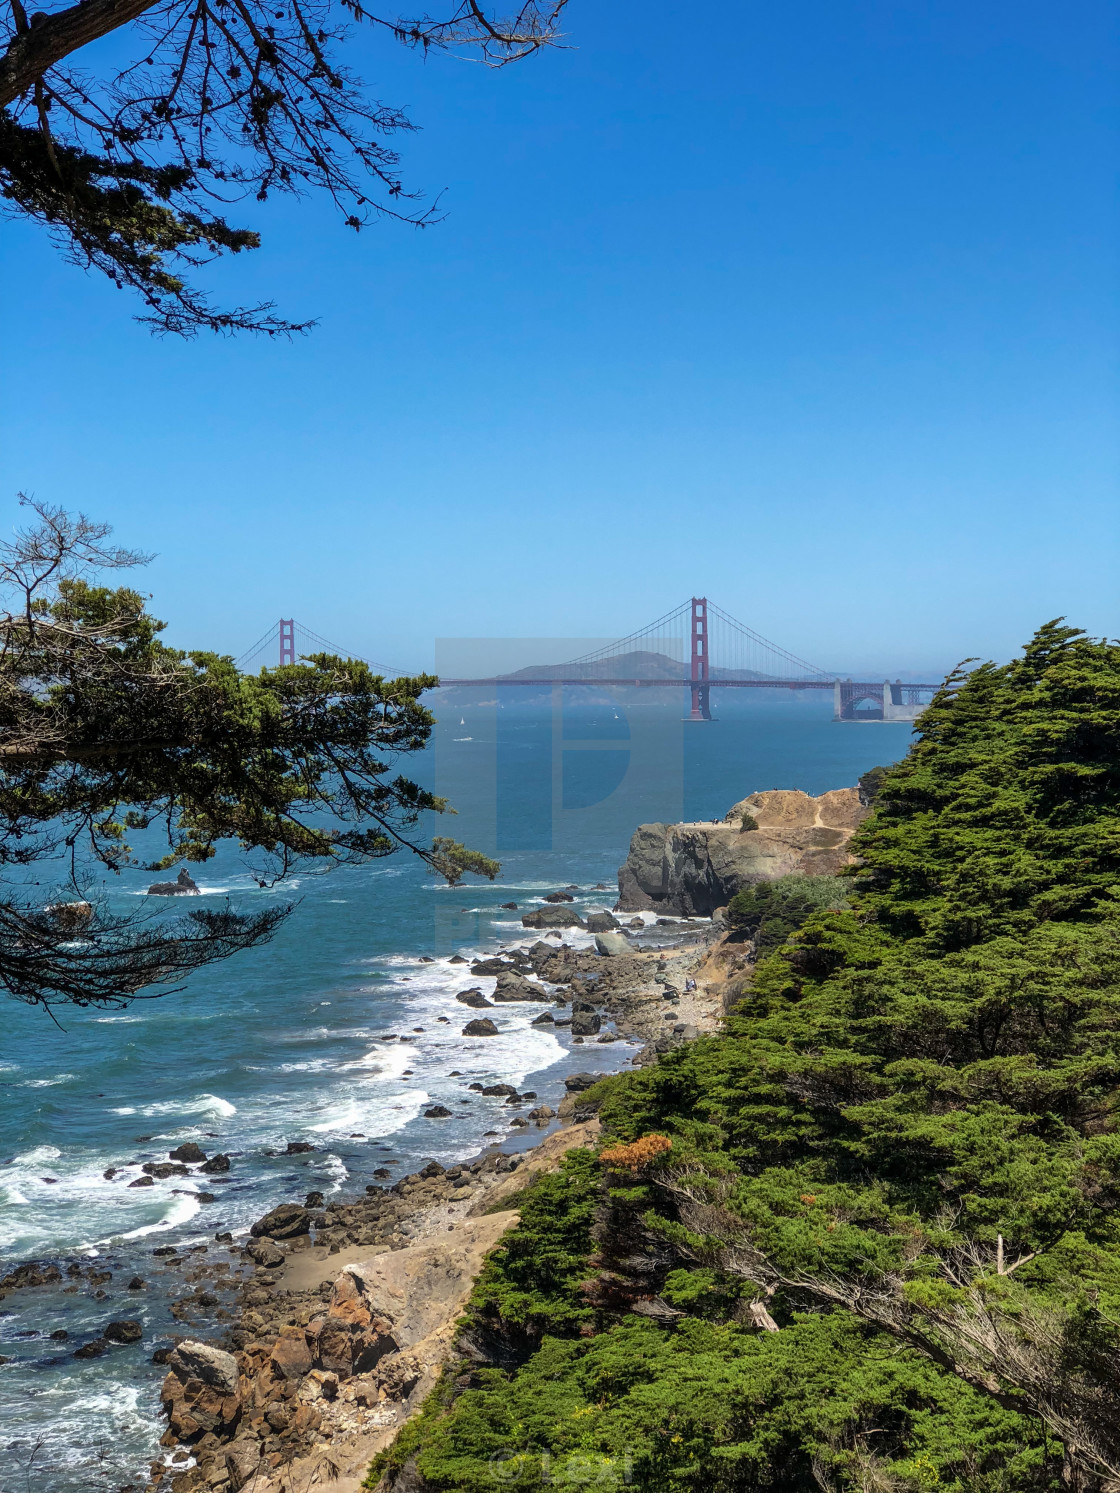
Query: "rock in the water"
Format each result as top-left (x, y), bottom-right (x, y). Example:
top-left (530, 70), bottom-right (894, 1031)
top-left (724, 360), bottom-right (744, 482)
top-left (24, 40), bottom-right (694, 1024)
top-left (199, 1153), bottom-right (231, 1174)
top-left (146, 867), bottom-right (200, 896)
top-left (0, 1261), bottom-right (62, 1289)
top-left (285, 1140), bottom-right (315, 1155)
top-left (594, 931), bottom-right (631, 957)
top-left (104, 1319), bottom-right (143, 1344)
top-left (127, 1175), bottom-right (154, 1188)
top-left (490, 970), bottom-right (545, 1003)
top-left (142, 1161), bottom-right (189, 1178)
top-left (74, 1338), bottom-right (109, 1358)
top-left (448, 954), bottom-right (468, 964)
top-left (305, 1190), bottom-right (325, 1208)
top-left (167, 1338), bottom-right (240, 1394)
top-left (531, 1011), bottom-right (556, 1025)
top-left (481, 1083), bottom-right (518, 1097)
top-left (127, 1276), bottom-right (145, 1290)
top-left (499, 901), bottom-right (518, 910)
top-left (470, 956), bottom-right (516, 976)
top-left (455, 988), bottom-right (493, 1009)
top-left (463, 1018), bottom-right (498, 1037)
top-left (544, 891), bottom-right (574, 903)
top-left (44, 900), bottom-right (93, 931)
top-left (585, 911), bottom-right (619, 932)
top-left (521, 906), bottom-right (585, 930)
top-left (616, 787), bottom-right (869, 915)
top-left (528, 1104), bottom-right (555, 1121)
top-left (570, 1009), bottom-right (602, 1036)
top-left (424, 1105), bottom-right (452, 1118)
top-left (169, 1142), bottom-right (206, 1163)
top-left (250, 1203), bottom-right (310, 1240)
top-left (564, 1072), bottom-right (599, 1092)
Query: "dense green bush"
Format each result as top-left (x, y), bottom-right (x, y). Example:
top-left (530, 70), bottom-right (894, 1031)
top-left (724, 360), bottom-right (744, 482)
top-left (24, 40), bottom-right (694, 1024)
top-left (726, 874), bottom-right (849, 957)
top-left (371, 623), bottom-right (1120, 1493)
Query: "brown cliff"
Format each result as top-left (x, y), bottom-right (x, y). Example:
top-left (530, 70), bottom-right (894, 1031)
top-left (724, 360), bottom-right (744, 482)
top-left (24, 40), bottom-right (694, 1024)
top-left (615, 787), bottom-right (869, 917)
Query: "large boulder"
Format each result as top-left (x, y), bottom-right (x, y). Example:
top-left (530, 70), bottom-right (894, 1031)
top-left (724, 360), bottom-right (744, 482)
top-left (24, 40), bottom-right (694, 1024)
top-left (250, 1203), bottom-right (310, 1240)
top-left (103, 1319), bottom-right (143, 1344)
top-left (570, 1009), bottom-right (601, 1036)
top-left (594, 931), bottom-right (631, 957)
top-left (521, 906), bottom-right (585, 929)
top-left (490, 971), bottom-right (546, 1003)
top-left (169, 1142), bottom-right (206, 1163)
top-left (167, 1339), bottom-right (240, 1394)
top-left (462, 1018), bottom-right (499, 1037)
top-left (470, 957), bottom-right (518, 976)
top-left (306, 1268), bottom-right (397, 1378)
top-left (245, 1237), bottom-right (285, 1268)
top-left (585, 911), bottom-right (619, 932)
top-left (615, 787), bottom-right (869, 916)
top-left (564, 1072), bottom-right (600, 1092)
top-left (455, 988), bottom-right (493, 1008)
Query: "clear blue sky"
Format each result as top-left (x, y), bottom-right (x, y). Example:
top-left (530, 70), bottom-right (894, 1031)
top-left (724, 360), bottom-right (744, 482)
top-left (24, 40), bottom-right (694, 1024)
top-left (1, 0), bottom-right (1116, 677)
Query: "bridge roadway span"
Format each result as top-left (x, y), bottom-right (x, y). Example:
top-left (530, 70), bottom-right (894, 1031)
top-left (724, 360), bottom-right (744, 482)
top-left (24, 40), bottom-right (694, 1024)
top-left (439, 678), bottom-right (940, 689)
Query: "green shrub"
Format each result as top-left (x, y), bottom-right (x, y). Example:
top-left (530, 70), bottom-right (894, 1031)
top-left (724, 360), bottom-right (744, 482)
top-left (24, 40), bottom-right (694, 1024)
top-left (726, 873), bottom-right (848, 956)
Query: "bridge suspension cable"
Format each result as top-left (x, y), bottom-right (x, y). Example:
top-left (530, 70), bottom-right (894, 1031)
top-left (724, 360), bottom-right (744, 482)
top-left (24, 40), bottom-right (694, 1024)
top-left (559, 597), bottom-right (830, 682)
top-left (234, 619), bottom-right (410, 678)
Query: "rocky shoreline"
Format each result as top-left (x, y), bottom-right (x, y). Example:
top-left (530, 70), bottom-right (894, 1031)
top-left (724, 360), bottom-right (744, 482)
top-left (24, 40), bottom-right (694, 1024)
top-left (0, 911), bottom-right (737, 1493)
top-left (141, 917), bottom-right (741, 1493)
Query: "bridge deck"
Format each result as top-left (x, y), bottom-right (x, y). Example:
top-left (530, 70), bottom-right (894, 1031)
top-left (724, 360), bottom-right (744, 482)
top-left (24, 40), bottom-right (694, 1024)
top-left (438, 678), bottom-right (941, 690)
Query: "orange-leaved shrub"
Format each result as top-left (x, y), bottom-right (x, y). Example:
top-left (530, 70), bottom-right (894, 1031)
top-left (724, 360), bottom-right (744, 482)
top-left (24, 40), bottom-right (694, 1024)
top-left (598, 1134), bottom-right (673, 1172)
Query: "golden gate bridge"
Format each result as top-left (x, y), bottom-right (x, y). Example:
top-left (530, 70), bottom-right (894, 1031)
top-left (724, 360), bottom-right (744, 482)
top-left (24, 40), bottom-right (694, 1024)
top-left (235, 599), bottom-right (941, 723)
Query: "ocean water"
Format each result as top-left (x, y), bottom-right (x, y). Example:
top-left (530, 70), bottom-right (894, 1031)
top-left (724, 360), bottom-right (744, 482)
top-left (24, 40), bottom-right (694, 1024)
top-left (0, 689), bottom-right (913, 1491)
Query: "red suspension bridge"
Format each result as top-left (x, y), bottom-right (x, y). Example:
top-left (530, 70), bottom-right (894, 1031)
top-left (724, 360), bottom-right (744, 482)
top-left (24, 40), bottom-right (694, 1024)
top-left (235, 601), bottom-right (942, 722)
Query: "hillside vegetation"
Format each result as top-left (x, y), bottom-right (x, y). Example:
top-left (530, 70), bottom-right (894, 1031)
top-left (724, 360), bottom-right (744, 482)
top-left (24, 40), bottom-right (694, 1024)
top-left (370, 622), bottom-right (1120, 1493)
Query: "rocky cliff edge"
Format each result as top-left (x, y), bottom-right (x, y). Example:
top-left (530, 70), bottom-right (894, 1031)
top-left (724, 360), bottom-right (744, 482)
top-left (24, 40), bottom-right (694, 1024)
top-left (615, 787), bottom-right (869, 917)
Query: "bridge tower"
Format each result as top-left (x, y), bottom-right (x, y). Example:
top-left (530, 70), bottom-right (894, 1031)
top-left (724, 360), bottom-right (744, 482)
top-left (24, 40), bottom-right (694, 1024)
top-left (279, 619), bottom-right (295, 667)
top-left (688, 596), bottom-right (712, 721)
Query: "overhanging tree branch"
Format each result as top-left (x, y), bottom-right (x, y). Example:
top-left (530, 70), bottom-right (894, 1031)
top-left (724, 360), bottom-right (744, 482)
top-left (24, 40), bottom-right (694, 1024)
top-left (0, 497), bottom-right (499, 1009)
top-left (0, 0), bottom-right (570, 331)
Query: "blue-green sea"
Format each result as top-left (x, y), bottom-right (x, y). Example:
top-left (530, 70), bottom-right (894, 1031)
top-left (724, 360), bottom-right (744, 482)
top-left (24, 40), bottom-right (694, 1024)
top-left (0, 688), bottom-right (913, 1492)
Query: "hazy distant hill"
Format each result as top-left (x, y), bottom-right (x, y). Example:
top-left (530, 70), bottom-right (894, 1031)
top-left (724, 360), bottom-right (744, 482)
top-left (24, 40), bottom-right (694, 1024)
top-left (497, 649), bottom-right (776, 682)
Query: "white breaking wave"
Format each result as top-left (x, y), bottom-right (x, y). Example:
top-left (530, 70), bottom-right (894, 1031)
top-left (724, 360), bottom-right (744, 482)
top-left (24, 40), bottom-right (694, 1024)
top-left (133, 1092), bottom-right (237, 1119)
top-left (112, 1188), bottom-right (201, 1242)
top-left (13, 1144), bottom-right (62, 1163)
